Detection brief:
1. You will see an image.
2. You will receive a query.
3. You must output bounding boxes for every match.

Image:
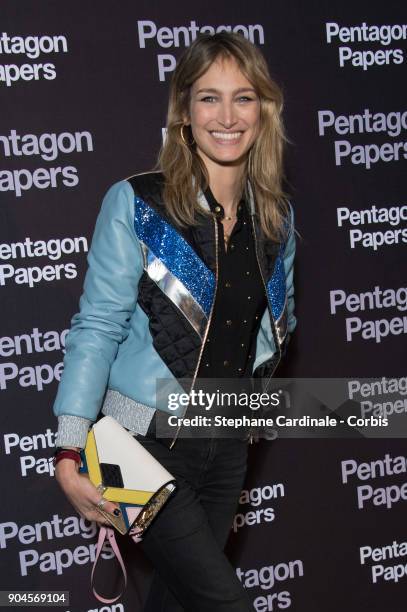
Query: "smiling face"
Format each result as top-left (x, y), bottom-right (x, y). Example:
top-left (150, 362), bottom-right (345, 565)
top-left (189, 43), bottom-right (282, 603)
top-left (187, 56), bottom-right (261, 171)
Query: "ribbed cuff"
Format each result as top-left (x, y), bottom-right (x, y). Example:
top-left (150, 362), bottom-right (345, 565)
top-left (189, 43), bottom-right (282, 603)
top-left (55, 415), bottom-right (93, 449)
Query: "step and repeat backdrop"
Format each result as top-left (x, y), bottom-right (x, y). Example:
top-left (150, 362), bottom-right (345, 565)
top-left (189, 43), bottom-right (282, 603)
top-left (1, 1), bottom-right (406, 611)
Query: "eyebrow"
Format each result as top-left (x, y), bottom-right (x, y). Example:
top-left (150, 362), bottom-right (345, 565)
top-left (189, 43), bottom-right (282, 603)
top-left (195, 87), bottom-right (257, 95)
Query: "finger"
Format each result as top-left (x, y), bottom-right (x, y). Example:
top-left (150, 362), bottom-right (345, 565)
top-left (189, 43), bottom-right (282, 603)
top-left (94, 497), bottom-right (121, 517)
top-left (84, 509), bottom-right (114, 526)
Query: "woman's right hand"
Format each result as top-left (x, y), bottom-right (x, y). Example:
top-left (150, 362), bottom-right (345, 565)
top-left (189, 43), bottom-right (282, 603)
top-left (55, 458), bottom-right (120, 526)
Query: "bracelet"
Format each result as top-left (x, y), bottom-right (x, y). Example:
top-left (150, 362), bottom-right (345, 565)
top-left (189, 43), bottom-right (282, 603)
top-left (54, 446), bottom-right (82, 455)
top-left (53, 449), bottom-right (82, 467)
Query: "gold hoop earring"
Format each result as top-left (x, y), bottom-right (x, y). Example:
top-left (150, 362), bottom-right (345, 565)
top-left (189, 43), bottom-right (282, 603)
top-left (180, 124), bottom-right (195, 146)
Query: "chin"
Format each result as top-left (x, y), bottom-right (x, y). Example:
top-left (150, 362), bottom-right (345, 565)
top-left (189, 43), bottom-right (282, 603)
top-left (211, 151), bottom-right (250, 166)
top-left (203, 146), bottom-right (251, 165)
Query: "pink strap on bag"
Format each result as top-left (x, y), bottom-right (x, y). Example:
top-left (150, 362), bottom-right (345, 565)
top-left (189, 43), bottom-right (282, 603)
top-left (91, 524), bottom-right (145, 604)
top-left (91, 527), bottom-right (127, 604)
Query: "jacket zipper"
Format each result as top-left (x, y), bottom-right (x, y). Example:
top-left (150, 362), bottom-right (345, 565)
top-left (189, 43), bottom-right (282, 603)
top-left (169, 215), bottom-right (219, 449)
top-left (249, 214), bottom-right (282, 443)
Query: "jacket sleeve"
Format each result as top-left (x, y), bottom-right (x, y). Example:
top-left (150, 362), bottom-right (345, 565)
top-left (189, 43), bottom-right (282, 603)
top-left (53, 180), bottom-right (144, 448)
top-left (283, 202), bottom-right (297, 348)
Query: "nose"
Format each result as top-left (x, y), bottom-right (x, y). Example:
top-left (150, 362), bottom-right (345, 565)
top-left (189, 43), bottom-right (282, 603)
top-left (217, 99), bottom-right (238, 129)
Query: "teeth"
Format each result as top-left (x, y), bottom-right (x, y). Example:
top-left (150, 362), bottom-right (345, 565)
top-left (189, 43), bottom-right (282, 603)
top-left (211, 132), bottom-right (242, 140)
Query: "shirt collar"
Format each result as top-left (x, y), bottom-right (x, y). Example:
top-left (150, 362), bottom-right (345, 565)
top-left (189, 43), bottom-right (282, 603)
top-left (203, 185), bottom-right (247, 220)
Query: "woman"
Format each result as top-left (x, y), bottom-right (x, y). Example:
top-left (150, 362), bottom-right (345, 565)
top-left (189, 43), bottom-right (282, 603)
top-left (53, 32), bottom-right (296, 612)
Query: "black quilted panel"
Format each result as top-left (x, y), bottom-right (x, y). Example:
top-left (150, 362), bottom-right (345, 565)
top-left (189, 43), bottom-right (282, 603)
top-left (138, 274), bottom-right (201, 379)
top-left (189, 216), bottom-right (217, 273)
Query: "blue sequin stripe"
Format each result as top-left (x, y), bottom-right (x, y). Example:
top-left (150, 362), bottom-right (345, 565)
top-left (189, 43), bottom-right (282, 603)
top-left (133, 196), bottom-right (215, 317)
top-left (267, 204), bottom-right (292, 319)
top-left (267, 245), bottom-right (286, 320)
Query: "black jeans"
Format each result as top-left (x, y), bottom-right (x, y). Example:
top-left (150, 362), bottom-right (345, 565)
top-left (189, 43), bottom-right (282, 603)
top-left (137, 435), bottom-right (253, 612)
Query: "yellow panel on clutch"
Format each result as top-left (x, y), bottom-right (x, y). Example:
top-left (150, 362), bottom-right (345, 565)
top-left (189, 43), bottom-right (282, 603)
top-left (84, 430), bottom-right (102, 486)
top-left (104, 487), bottom-right (154, 505)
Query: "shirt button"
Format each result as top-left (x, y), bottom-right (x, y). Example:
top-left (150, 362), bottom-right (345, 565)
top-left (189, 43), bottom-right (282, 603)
top-left (223, 360), bottom-right (229, 366)
top-left (215, 206), bottom-right (221, 213)
top-left (226, 320), bottom-right (232, 326)
top-left (230, 244), bottom-right (235, 250)
top-left (225, 282), bottom-right (232, 288)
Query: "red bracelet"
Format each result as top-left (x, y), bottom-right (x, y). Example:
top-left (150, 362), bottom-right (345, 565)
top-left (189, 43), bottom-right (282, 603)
top-left (53, 450), bottom-right (82, 467)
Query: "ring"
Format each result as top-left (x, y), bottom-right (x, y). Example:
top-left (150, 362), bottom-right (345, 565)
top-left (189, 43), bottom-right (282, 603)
top-left (96, 497), bottom-right (107, 509)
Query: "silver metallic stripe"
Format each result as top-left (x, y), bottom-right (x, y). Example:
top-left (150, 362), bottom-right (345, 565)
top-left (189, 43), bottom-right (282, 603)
top-left (197, 190), bottom-right (210, 211)
top-left (140, 242), bottom-right (207, 338)
top-left (101, 389), bottom-right (156, 436)
top-left (274, 298), bottom-right (288, 346)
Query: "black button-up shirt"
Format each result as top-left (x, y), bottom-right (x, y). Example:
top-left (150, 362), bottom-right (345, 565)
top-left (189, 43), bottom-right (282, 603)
top-left (197, 186), bottom-right (267, 380)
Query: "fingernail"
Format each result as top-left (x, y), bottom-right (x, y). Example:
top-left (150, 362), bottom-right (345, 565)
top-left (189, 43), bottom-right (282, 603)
top-left (113, 509), bottom-right (121, 516)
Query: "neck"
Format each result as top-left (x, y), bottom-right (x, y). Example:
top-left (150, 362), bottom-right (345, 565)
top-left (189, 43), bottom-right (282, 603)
top-left (202, 157), bottom-right (245, 215)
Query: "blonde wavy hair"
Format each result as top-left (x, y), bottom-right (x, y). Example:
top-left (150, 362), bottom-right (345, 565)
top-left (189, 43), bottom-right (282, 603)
top-left (157, 32), bottom-right (290, 241)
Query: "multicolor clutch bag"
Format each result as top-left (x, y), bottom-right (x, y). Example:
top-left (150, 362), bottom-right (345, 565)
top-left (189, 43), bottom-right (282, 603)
top-left (80, 415), bottom-right (177, 537)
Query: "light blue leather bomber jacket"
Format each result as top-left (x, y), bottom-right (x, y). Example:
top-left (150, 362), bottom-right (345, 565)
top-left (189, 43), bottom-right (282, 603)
top-left (53, 172), bottom-right (297, 449)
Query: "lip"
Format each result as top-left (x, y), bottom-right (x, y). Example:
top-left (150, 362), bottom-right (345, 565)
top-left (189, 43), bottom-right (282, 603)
top-left (210, 131), bottom-right (244, 144)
